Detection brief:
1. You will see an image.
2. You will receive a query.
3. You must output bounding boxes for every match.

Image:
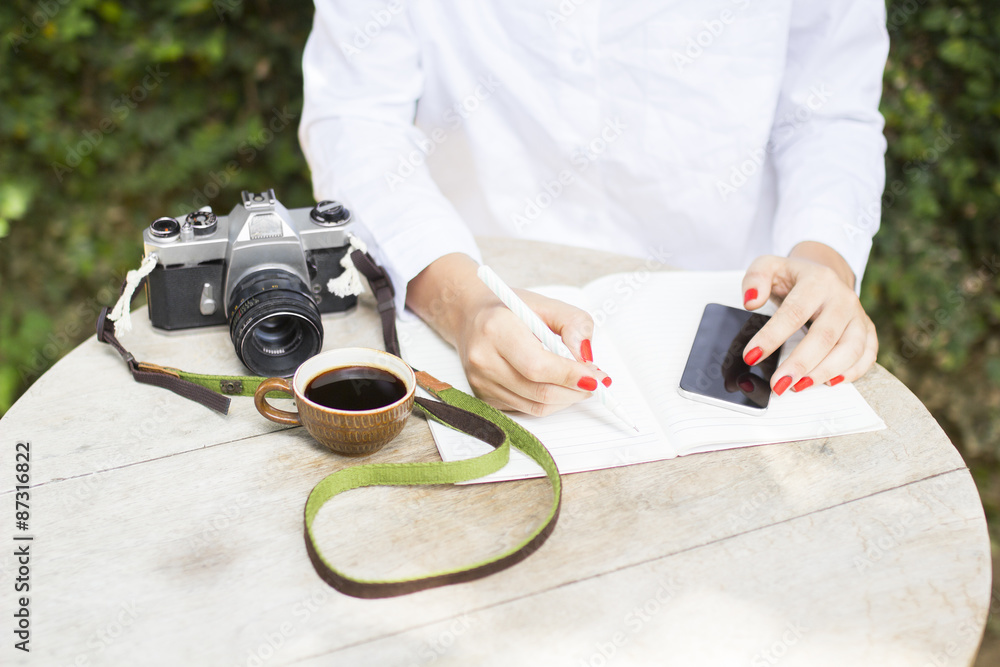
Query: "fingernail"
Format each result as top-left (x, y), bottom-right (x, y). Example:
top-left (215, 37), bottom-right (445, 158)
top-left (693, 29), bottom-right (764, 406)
top-left (773, 375), bottom-right (793, 396)
top-left (792, 377), bottom-right (813, 392)
top-left (828, 375), bottom-right (845, 387)
top-left (580, 339), bottom-right (594, 363)
top-left (744, 288), bottom-right (758, 305)
top-left (744, 347), bottom-right (763, 365)
top-left (602, 376), bottom-right (613, 388)
top-left (577, 376), bottom-right (598, 391)
top-left (738, 379), bottom-right (754, 392)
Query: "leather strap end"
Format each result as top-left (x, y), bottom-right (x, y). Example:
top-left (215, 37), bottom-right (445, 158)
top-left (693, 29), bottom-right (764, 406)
top-left (96, 305), bottom-right (231, 415)
top-left (133, 369), bottom-right (232, 415)
top-left (415, 370), bottom-right (452, 396)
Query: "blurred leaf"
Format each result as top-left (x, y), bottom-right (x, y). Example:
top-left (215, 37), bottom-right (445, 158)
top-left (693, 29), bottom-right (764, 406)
top-left (97, 2), bottom-right (123, 24)
top-left (0, 366), bottom-right (17, 413)
top-left (174, 0), bottom-right (213, 16)
top-left (0, 182), bottom-right (31, 219)
top-left (1, 0), bottom-right (315, 413)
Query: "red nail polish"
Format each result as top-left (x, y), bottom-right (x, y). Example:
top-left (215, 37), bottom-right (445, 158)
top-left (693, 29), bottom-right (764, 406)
top-left (577, 377), bottom-right (598, 391)
top-left (792, 377), bottom-right (813, 392)
top-left (580, 339), bottom-right (593, 363)
top-left (744, 288), bottom-right (758, 305)
top-left (828, 375), bottom-right (845, 387)
top-left (602, 376), bottom-right (613, 388)
top-left (738, 379), bottom-right (754, 393)
top-left (773, 376), bottom-right (793, 396)
top-left (744, 347), bottom-right (763, 366)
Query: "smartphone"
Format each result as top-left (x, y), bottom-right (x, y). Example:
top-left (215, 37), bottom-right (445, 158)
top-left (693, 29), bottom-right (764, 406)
top-left (677, 303), bottom-right (781, 415)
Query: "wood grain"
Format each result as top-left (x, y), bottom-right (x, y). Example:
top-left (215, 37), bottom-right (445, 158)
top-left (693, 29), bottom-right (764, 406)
top-left (314, 470), bottom-right (990, 667)
top-left (0, 238), bottom-right (989, 666)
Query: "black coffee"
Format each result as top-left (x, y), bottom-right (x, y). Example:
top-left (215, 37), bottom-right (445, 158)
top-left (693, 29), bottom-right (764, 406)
top-left (304, 366), bottom-right (407, 411)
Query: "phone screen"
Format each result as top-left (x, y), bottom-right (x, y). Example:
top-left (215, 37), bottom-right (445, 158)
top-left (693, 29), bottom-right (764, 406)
top-left (678, 303), bottom-right (780, 412)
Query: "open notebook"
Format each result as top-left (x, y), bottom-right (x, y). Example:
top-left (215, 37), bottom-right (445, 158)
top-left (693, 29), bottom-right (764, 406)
top-left (398, 271), bottom-right (885, 483)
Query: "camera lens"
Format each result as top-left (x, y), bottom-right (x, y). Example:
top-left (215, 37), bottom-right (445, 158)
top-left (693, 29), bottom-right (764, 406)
top-left (251, 316), bottom-right (303, 354)
top-left (228, 269), bottom-right (323, 377)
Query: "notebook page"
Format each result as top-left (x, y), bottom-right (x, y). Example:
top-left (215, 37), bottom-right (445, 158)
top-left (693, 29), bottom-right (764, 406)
top-left (398, 285), bottom-right (677, 484)
top-left (586, 271), bottom-right (886, 453)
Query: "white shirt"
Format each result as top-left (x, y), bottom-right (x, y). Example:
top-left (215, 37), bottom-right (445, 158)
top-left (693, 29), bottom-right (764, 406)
top-left (300, 0), bottom-right (888, 314)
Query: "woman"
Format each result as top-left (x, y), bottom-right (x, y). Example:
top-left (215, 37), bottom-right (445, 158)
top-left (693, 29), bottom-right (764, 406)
top-left (299, 0), bottom-right (887, 416)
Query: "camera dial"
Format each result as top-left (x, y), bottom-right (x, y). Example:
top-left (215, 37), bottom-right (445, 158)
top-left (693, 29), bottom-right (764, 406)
top-left (186, 210), bottom-right (218, 236)
top-left (149, 217), bottom-right (181, 241)
top-left (142, 188), bottom-right (356, 374)
top-left (310, 201), bottom-right (351, 226)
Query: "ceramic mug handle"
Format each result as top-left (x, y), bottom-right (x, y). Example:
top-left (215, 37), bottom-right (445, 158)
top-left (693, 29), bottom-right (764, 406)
top-left (254, 378), bottom-right (299, 426)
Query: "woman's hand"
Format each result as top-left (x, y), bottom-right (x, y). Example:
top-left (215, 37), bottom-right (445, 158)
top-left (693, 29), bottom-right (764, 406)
top-left (407, 253), bottom-right (608, 416)
top-left (741, 242), bottom-right (878, 394)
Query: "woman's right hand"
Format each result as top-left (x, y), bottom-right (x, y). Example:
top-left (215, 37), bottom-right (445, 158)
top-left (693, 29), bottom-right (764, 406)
top-left (406, 253), bottom-right (609, 416)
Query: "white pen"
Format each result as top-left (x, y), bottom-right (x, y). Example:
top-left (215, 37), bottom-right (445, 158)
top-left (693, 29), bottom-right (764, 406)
top-left (477, 264), bottom-right (640, 432)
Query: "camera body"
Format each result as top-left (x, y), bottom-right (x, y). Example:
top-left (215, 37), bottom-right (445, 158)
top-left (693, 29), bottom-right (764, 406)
top-left (143, 189), bottom-right (358, 376)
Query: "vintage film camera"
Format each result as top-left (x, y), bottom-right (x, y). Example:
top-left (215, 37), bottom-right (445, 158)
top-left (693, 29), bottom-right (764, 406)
top-left (142, 189), bottom-right (357, 377)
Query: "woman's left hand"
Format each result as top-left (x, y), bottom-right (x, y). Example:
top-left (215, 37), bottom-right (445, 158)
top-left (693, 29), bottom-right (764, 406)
top-left (740, 242), bottom-right (878, 395)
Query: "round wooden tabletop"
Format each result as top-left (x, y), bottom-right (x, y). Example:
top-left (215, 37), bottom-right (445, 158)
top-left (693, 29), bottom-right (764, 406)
top-left (0, 238), bottom-right (991, 666)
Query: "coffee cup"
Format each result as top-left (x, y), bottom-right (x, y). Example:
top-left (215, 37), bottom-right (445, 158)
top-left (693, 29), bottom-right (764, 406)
top-left (254, 347), bottom-right (416, 456)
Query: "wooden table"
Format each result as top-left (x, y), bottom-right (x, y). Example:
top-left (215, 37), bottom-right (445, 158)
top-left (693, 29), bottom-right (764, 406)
top-left (1, 238), bottom-right (991, 666)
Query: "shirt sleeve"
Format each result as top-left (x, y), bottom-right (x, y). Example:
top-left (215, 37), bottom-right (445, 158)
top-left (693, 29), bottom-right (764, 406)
top-left (299, 1), bottom-right (482, 317)
top-left (768, 0), bottom-right (889, 291)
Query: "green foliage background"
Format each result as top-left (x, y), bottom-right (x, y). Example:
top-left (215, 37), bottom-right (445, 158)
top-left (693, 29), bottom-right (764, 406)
top-left (0, 0), bottom-right (315, 403)
top-left (1, 0), bottom-right (999, 654)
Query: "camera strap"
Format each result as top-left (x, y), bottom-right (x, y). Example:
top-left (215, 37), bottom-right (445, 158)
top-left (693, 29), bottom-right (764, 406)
top-left (95, 249), bottom-right (402, 415)
top-left (96, 249), bottom-right (561, 598)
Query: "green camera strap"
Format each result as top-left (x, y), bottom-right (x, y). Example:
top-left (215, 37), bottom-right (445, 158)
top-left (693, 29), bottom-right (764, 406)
top-left (306, 380), bottom-right (561, 598)
top-left (97, 248), bottom-right (562, 598)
